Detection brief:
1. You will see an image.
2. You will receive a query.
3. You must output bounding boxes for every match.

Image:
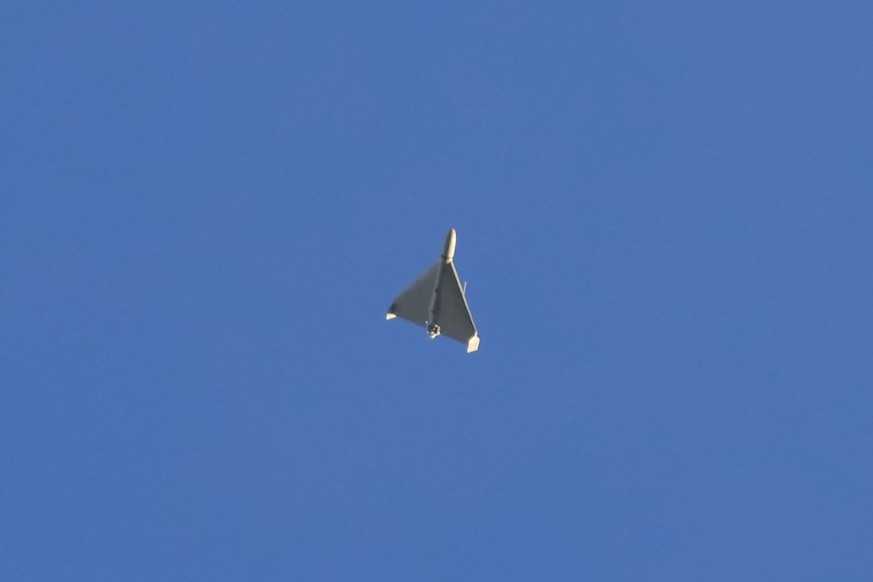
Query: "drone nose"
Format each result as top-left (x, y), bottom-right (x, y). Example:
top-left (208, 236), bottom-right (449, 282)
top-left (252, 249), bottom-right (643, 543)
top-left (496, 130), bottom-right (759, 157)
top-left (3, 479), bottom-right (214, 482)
top-left (442, 228), bottom-right (457, 260)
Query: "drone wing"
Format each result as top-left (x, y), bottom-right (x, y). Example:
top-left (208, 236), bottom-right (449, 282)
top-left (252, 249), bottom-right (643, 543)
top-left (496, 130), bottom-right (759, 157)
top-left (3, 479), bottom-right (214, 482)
top-left (436, 262), bottom-right (480, 352)
top-left (386, 261), bottom-right (440, 328)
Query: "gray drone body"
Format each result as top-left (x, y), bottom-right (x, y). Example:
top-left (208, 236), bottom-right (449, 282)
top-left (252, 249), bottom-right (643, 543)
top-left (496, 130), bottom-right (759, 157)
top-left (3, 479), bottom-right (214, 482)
top-left (386, 229), bottom-right (480, 353)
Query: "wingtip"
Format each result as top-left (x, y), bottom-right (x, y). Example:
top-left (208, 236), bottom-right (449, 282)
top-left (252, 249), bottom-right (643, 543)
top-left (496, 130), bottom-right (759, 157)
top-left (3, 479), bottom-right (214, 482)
top-left (466, 334), bottom-right (480, 353)
top-left (386, 312), bottom-right (396, 320)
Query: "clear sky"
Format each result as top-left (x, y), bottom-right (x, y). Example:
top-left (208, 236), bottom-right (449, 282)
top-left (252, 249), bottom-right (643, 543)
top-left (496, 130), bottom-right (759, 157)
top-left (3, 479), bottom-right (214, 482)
top-left (2, 2), bottom-right (872, 580)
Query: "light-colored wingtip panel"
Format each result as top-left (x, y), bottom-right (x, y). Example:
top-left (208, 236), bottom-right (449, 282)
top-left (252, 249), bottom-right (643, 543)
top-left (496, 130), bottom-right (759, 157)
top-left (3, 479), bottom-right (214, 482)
top-left (386, 312), bottom-right (396, 320)
top-left (466, 334), bottom-right (480, 353)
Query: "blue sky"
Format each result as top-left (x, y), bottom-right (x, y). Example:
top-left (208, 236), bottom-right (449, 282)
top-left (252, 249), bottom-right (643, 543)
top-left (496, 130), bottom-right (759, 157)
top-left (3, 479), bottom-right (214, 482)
top-left (2, 2), bottom-right (872, 580)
